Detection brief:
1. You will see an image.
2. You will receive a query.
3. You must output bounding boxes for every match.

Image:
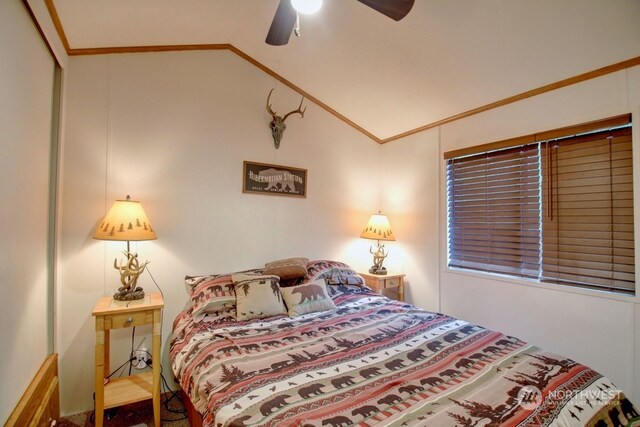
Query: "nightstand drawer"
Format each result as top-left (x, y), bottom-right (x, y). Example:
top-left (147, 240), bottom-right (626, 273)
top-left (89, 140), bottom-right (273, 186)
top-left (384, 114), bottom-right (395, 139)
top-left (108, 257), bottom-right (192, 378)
top-left (359, 272), bottom-right (405, 302)
top-left (104, 310), bottom-right (153, 330)
top-left (384, 278), bottom-right (400, 288)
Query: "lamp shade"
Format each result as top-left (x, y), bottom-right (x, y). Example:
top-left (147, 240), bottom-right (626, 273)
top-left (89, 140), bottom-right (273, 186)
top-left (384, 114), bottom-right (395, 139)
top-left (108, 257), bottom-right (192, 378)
top-left (360, 213), bottom-right (395, 241)
top-left (93, 196), bottom-right (157, 241)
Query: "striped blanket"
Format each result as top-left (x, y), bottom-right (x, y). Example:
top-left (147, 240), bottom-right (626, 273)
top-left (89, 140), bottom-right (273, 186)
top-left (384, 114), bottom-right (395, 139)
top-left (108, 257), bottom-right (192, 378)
top-left (171, 288), bottom-right (638, 426)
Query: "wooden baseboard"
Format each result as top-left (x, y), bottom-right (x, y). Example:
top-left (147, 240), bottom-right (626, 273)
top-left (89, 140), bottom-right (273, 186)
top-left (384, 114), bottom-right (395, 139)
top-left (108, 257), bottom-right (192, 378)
top-left (5, 353), bottom-right (60, 427)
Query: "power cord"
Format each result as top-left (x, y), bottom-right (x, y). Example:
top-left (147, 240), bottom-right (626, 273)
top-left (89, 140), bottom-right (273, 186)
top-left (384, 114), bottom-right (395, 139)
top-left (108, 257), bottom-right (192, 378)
top-left (128, 326), bottom-right (136, 375)
top-left (90, 271), bottom-right (186, 422)
top-left (145, 265), bottom-right (164, 300)
top-left (89, 354), bottom-right (138, 423)
top-left (89, 345), bottom-right (186, 423)
top-left (145, 358), bottom-right (188, 421)
top-left (137, 269), bottom-right (186, 419)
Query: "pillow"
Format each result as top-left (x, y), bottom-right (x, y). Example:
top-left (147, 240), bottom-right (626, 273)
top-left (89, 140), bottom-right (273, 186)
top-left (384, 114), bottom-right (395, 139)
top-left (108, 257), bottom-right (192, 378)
top-left (303, 260), bottom-right (369, 299)
top-left (187, 268), bottom-right (263, 320)
top-left (185, 268), bottom-right (263, 294)
top-left (325, 269), bottom-right (365, 286)
top-left (280, 279), bottom-right (336, 317)
top-left (303, 260), bottom-right (366, 286)
top-left (232, 273), bottom-right (287, 321)
top-left (263, 257), bottom-right (309, 280)
top-left (304, 260), bottom-right (353, 281)
top-left (189, 274), bottom-right (237, 321)
top-left (188, 274), bottom-right (234, 297)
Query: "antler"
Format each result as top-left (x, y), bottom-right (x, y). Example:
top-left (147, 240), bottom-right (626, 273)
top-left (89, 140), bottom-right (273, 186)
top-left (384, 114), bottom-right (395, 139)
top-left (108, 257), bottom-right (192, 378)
top-left (266, 88), bottom-right (306, 121)
top-left (266, 88), bottom-right (277, 116)
top-left (283, 96), bottom-right (306, 121)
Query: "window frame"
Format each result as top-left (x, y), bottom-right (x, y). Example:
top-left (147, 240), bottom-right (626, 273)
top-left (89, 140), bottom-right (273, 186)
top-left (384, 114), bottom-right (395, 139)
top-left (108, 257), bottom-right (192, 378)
top-left (444, 114), bottom-right (635, 296)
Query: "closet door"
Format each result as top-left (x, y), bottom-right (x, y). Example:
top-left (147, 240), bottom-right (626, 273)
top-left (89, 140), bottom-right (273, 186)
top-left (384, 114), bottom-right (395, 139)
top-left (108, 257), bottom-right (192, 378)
top-left (0, 1), bottom-right (57, 423)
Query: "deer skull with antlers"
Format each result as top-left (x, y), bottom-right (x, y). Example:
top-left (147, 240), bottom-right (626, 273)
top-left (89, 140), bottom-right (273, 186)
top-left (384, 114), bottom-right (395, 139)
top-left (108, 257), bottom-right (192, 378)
top-left (266, 88), bottom-right (306, 149)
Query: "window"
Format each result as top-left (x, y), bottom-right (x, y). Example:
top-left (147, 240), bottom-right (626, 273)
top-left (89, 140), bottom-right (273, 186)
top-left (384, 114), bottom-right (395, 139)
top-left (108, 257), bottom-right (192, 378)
top-left (446, 115), bottom-right (634, 295)
top-left (446, 144), bottom-right (541, 278)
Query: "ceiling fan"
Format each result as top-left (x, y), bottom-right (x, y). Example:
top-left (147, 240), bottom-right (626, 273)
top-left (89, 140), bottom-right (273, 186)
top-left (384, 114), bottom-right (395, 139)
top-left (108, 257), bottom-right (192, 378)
top-left (266, 0), bottom-right (415, 46)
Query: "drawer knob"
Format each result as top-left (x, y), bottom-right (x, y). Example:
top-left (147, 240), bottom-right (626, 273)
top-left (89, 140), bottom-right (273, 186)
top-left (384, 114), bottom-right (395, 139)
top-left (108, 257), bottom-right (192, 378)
top-left (126, 317), bottom-right (133, 323)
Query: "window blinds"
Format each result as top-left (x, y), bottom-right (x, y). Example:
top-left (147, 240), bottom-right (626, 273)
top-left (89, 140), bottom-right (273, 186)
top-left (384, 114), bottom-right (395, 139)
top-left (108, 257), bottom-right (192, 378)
top-left (541, 127), bottom-right (634, 293)
top-left (446, 114), bottom-right (634, 295)
top-left (447, 144), bottom-right (541, 278)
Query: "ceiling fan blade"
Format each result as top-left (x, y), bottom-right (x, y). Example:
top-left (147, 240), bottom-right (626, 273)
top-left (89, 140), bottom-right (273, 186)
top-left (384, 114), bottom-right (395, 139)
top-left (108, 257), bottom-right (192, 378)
top-left (357, 0), bottom-right (415, 21)
top-left (266, 0), bottom-right (297, 46)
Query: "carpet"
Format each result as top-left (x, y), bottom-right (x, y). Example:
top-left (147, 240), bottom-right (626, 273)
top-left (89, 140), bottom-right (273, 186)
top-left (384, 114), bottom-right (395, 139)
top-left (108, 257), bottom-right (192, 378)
top-left (58, 392), bottom-right (190, 427)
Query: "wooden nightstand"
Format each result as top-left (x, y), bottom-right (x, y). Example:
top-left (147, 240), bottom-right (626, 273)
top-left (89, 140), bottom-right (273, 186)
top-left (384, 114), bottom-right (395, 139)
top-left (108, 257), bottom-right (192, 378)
top-left (359, 272), bottom-right (405, 302)
top-left (92, 292), bottom-right (164, 427)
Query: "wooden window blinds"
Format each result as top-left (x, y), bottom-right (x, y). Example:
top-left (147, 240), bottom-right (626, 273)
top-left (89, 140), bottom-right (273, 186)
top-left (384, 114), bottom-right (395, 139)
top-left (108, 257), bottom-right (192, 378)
top-left (446, 114), bottom-right (634, 294)
top-left (447, 144), bottom-right (541, 278)
top-left (541, 127), bottom-right (634, 293)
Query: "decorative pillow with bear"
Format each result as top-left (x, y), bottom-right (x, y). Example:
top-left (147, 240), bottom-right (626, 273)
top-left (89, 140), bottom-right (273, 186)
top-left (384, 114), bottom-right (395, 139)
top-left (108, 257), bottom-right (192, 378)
top-left (302, 260), bottom-right (370, 298)
top-left (188, 274), bottom-right (237, 321)
top-left (263, 257), bottom-right (309, 280)
top-left (185, 268), bottom-right (263, 295)
top-left (303, 260), bottom-right (365, 286)
top-left (304, 260), bottom-right (354, 281)
top-left (280, 279), bottom-right (336, 317)
top-left (187, 268), bottom-right (264, 321)
top-left (232, 273), bottom-right (287, 321)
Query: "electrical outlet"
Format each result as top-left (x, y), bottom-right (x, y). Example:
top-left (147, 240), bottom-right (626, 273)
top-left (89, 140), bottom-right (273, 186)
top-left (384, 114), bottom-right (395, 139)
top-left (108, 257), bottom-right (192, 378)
top-left (132, 347), bottom-right (149, 369)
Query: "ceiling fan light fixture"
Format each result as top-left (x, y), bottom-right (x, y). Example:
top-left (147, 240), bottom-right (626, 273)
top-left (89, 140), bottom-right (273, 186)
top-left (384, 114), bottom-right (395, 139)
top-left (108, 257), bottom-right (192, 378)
top-left (291, 0), bottom-right (323, 15)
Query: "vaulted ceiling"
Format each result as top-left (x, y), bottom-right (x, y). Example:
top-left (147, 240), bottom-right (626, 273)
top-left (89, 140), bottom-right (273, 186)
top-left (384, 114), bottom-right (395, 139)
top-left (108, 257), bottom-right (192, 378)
top-left (48, 0), bottom-right (640, 141)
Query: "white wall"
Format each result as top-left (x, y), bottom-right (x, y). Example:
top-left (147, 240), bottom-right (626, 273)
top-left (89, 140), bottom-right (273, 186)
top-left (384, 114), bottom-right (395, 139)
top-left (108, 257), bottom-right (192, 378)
top-left (0, 1), bottom-right (56, 424)
top-left (58, 49), bottom-right (381, 415)
top-left (383, 66), bottom-right (640, 403)
top-left (379, 129), bottom-right (441, 312)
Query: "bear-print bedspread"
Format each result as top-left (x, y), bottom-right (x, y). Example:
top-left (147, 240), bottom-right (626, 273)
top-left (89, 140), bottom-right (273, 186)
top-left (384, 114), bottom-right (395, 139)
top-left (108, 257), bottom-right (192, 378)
top-left (170, 289), bottom-right (638, 426)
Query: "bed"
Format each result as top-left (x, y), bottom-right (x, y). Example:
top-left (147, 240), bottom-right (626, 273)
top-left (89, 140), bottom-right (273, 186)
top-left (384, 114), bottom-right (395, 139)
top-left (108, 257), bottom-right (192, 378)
top-left (170, 260), bottom-right (639, 427)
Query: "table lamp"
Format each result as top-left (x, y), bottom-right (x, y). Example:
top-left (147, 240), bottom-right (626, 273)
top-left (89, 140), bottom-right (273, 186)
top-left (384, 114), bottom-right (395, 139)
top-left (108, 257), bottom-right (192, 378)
top-left (360, 212), bottom-right (395, 275)
top-left (93, 195), bottom-right (157, 301)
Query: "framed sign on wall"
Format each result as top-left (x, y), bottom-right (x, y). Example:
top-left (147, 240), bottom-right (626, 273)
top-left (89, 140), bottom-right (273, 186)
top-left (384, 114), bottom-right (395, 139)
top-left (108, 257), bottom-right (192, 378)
top-left (242, 161), bottom-right (307, 198)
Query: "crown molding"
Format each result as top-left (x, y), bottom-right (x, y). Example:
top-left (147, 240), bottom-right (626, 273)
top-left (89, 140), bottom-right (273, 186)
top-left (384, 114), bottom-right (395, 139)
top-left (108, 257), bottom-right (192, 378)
top-left (381, 56), bottom-right (640, 144)
top-left (44, 0), bottom-right (640, 146)
top-left (21, 0), bottom-right (59, 64)
top-left (43, 0), bottom-right (382, 143)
